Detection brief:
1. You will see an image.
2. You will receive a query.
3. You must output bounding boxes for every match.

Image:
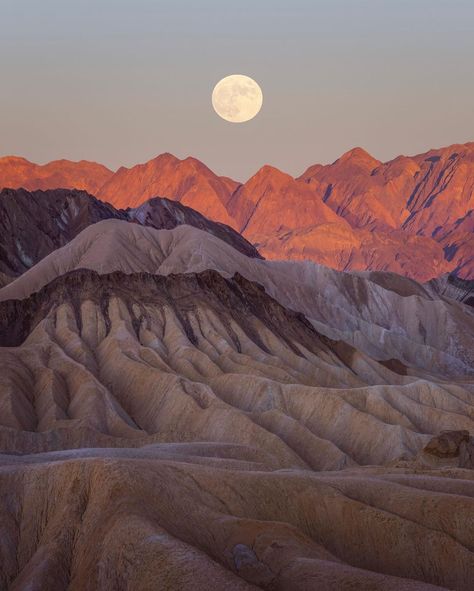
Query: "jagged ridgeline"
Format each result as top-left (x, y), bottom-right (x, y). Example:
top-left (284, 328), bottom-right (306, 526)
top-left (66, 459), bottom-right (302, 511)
top-left (1, 142), bottom-right (473, 281)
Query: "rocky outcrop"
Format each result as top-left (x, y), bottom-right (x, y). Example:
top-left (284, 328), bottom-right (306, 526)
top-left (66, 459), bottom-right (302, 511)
top-left (423, 430), bottom-right (470, 458)
top-left (420, 430), bottom-right (474, 469)
top-left (254, 223), bottom-right (451, 281)
top-left (460, 438), bottom-right (474, 468)
top-left (426, 273), bottom-right (474, 306)
top-left (226, 165), bottom-right (344, 236)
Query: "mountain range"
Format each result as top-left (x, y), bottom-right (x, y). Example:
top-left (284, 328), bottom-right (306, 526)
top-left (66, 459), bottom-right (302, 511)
top-left (0, 147), bottom-right (473, 590)
top-left (1, 142), bottom-right (473, 281)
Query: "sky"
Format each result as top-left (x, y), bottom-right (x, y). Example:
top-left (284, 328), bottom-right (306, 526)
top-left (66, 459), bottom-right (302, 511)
top-left (1, 0), bottom-right (473, 180)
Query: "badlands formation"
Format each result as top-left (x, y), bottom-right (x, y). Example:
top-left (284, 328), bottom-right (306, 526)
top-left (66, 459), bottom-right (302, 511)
top-left (1, 219), bottom-right (473, 376)
top-left (0, 203), bottom-right (473, 590)
top-left (0, 155), bottom-right (473, 589)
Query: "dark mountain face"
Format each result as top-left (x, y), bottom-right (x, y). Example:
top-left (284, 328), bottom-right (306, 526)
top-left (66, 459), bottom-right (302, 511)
top-left (0, 268), bottom-right (338, 360)
top-left (0, 188), bottom-right (124, 277)
top-left (0, 188), bottom-right (262, 280)
top-left (426, 273), bottom-right (474, 307)
top-left (127, 197), bottom-right (262, 259)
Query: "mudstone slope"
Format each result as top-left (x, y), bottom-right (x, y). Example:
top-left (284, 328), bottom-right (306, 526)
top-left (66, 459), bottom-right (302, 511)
top-left (0, 268), bottom-right (474, 590)
top-left (0, 157), bottom-right (473, 591)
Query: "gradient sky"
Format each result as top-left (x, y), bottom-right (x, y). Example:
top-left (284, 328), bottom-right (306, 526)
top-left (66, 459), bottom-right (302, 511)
top-left (1, 0), bottom-right (473, 180)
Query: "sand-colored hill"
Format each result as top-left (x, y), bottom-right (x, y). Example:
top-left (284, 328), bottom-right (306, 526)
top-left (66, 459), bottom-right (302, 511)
top-left (0, 269), bottom-right (473, 590)
top-left (1, 219), bottom-right (472, 376)
top-left (0, 188), bottom-right (261, 281)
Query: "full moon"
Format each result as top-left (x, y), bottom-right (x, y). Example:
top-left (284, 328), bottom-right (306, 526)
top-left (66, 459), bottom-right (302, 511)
top-left (212, 74), bottom-right (263, 123)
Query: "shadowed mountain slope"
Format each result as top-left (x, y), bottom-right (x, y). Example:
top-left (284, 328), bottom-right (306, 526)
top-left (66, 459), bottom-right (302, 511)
top-left (126, 196), bottom-right (261, 259)
top-left (0, 188), bottom-right (261, 280)
top-left (425, 274), bottom-right (474, 307)
top-left (0, 188), bottom-right (125, 277)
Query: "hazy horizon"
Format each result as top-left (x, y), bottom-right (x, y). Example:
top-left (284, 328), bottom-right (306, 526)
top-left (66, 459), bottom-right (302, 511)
top-left (2, 0), bottom-right (474, 179)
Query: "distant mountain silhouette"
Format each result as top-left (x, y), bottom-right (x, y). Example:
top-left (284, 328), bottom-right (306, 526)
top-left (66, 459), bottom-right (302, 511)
top-left (0, 155), bottom-right (112, 194)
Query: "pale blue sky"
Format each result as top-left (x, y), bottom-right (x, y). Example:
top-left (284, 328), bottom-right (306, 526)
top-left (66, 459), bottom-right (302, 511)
top-left (1, 0), bottom-right (473, 179)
